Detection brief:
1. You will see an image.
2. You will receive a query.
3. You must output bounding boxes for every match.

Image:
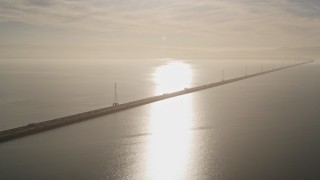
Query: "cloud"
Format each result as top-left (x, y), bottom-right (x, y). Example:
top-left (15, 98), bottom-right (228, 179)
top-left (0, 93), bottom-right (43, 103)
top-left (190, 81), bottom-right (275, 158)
top-left (0, 0), bottom-right (320, 49)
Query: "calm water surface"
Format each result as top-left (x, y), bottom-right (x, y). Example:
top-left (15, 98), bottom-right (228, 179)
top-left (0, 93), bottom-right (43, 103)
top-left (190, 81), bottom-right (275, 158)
top-left (0, 58), bottom-right (319, 179)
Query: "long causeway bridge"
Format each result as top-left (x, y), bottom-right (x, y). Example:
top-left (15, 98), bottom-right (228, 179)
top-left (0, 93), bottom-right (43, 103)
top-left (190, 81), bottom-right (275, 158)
top-left (0, 60), bottom-right (313, 143)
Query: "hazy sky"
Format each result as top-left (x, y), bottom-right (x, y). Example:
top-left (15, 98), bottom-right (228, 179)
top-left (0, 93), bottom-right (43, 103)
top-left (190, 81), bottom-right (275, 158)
top-left (1, 0), bottom-right (320, 58)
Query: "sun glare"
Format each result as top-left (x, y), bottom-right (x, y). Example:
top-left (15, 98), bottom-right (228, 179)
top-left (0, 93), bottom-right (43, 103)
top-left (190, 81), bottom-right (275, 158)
top-left (147, 61), bottom-right (193, 180)
top-left (153, 61), bottom-right (192, 94)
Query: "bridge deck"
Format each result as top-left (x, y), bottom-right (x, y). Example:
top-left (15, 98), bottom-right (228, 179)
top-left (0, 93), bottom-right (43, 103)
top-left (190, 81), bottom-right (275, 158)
top-left (0, 60), bottom-right (313, 143)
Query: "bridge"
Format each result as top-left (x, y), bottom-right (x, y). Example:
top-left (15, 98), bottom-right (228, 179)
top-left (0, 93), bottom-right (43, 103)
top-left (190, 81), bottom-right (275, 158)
top-left (0, 60), bottom-right (313, 143)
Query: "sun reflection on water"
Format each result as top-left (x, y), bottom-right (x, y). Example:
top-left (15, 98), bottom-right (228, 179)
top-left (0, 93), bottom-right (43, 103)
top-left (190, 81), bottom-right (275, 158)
top-left (153, 61), bottom-right (192, 94)
top-left (147, 61), bottom-right (193, 180)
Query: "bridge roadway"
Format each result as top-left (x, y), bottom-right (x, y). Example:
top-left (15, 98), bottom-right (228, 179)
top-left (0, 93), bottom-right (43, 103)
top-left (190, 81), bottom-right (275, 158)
top-left (0, 60), bottom-right (313, 143)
